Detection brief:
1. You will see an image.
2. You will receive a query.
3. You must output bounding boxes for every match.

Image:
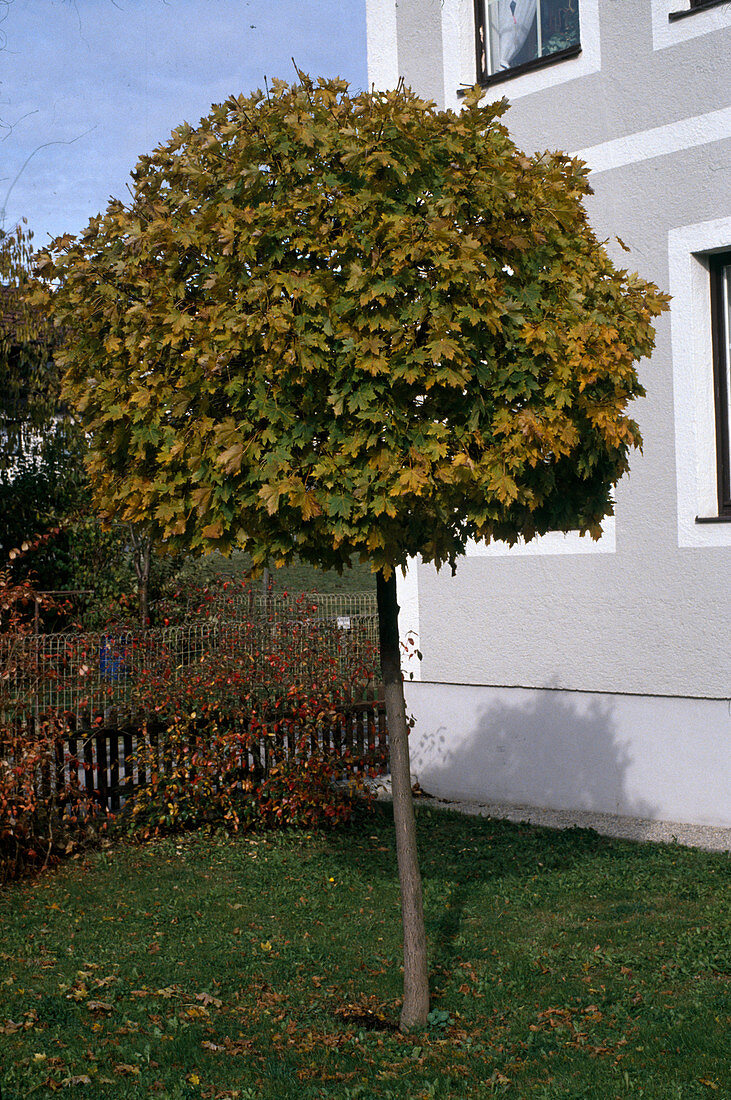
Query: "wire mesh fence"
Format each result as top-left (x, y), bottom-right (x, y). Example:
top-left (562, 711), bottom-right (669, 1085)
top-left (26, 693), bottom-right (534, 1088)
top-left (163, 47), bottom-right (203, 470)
top-left (1, 594), bottom-right (379, 723)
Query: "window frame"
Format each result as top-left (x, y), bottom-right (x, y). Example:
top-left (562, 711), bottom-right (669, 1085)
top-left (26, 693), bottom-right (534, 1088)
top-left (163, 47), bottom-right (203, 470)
top-left (709, 251), bottom-right (731, 518)
top-left (668, 0), bottom-right (729, 22)
top-left (473, 0), bottom-right (582, 87)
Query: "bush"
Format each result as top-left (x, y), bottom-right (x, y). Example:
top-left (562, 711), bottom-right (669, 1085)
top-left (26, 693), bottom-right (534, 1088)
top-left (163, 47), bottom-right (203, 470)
top-left (125, 587), bottom-right (381, 838)
top-left (0, 720), bottom-right (110, 883)
top-left (0, 571), bottom-right (109, 882)
top-left (125, 710), bottom-right (368, 839)
top-left (1, 576), bottom-right (382, 878)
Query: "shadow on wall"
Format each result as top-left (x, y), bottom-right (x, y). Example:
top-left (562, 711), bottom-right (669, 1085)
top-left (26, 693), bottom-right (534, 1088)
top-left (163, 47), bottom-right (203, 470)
top-left (410, 686), bottom-right (658, 822)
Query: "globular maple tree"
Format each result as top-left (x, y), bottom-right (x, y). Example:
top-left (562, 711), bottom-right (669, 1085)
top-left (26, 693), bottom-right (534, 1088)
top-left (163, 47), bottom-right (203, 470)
top-left (35, 77), bottom-right (668, 1028)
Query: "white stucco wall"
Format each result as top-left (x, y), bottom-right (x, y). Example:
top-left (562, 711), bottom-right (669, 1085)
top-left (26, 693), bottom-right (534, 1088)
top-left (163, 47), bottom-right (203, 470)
top-left (406, 682), bottom-right (731, 827)
top-left (365, 0), bottom-right (398, 91)
top-left (373, 0), bottom-right (731, 825)
top-left (379, 0), bottom-right (731, 700)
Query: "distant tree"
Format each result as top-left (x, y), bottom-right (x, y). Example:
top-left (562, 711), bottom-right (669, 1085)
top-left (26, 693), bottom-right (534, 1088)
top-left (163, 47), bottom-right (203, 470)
top-left (0, 223), bottom-right (170, 624)
top-left (0, 221), bottom-right (85, 595)
top-left (0, 220), bottom-right (62, 467)
top-left (36, 78), bottom-right (669, 1027)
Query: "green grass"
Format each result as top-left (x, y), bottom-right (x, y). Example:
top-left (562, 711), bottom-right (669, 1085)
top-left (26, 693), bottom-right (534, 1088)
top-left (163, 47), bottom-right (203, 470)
top-left (0, 805), bottom-right (728, 1099)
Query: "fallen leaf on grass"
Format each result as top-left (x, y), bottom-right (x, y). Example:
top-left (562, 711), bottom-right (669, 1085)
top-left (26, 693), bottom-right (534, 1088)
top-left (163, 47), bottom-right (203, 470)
top-left (86, 1001), bottom-right (113, 1012)
top-left (62, 1076), bottom-right (92, 1087)
top-left (195, 992), bottom-right (222, 1008)
top-left (334, 997), bottom-right (398, 1032)
top-left (113, 1064), bottom-right (140, 1077)
top-left (699, 1081), bottom-right (719, 1091)
top-left (92, 975), bottom-right (117, 989)
top-left (201, 1036), bottom-right (255, 1057)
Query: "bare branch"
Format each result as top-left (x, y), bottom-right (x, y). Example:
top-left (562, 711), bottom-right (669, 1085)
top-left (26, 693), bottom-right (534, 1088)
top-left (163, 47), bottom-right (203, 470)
top-left (1, 126), bottom-right (98, 229)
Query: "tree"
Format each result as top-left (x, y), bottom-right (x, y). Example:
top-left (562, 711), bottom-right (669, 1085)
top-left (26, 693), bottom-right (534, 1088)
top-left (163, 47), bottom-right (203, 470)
top-left (0, 220), bottom-right (62, 468)
top-left (0, 221), bottom-right (86, 595)
top-left (1, 223), bottom-right (176, 625)
top-left (35, 78), bottom-right (669, 1028)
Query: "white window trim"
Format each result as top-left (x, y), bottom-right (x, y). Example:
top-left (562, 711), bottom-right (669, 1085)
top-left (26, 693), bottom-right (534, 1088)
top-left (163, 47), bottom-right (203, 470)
top-left (669, 217), bottom-right (731, 548)
top-left (465, 520), bottom-right (616, 557)
top-left (652, 0), bottom-right (731, 52)
top-left (397, 561), bottom-right (422, 681)
top-left (365, 0), bottom-right (399, 92)
top-left (440, 0), bottom-right (601, 110)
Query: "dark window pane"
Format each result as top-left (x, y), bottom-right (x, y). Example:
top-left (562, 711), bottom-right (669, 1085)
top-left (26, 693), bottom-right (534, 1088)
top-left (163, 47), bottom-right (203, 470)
top-left (541, 0), bottom-right (580, 57)
top-left (710, 252), bottom-right (731, 515)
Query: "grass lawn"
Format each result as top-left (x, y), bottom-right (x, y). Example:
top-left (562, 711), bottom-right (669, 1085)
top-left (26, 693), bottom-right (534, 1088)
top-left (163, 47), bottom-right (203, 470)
top-left (0, 804), bottom-right (728, 1100)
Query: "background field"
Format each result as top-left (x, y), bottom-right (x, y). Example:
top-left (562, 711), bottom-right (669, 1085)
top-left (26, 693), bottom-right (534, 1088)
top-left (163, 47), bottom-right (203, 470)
top-left (178, 552), bottom-right (376, 596)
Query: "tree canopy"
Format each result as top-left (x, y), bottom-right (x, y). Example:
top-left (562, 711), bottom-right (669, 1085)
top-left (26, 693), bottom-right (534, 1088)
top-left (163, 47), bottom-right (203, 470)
top-left (36, 78), bottom-right (668, 576)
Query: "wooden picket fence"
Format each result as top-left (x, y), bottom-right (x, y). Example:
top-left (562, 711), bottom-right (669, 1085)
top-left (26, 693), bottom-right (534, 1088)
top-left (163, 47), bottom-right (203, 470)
top-left (16, 686), bottom-right (389, 814)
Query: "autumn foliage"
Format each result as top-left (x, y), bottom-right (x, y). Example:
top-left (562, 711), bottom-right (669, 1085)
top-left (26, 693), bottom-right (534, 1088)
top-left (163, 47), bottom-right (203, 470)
top-left (127, 585), bottom-right (380, 839)
top-left (37, 79), bottom-right (668, 575)
top-left (0, 573), bottom-right (109, 882)
top-left (0, 577), bottom-right (380, 882)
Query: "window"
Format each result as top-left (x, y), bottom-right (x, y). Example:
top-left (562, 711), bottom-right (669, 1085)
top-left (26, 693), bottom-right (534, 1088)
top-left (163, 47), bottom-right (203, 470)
top-left (475, 0), bottom-right (581, 84)
top-left (668, 0), bottom-right (729, 22)
top-left (710, 252), bottom-right (731, 517)
top-left (668, 220), bottom-right (731, 546)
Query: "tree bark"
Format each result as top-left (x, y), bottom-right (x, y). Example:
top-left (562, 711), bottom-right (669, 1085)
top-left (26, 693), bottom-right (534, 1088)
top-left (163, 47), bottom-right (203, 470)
top-left (129, 526), bottom-right (152, 630)
top-left (376, 568), bottom-right (429, 1030)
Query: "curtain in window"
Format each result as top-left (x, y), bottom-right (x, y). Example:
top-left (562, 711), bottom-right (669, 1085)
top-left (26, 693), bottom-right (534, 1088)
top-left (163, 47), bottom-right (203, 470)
top-left (497, 0), bottom-right (538, 69)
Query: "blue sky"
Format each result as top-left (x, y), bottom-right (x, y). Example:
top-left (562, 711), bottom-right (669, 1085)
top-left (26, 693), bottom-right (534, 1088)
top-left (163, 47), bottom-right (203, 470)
top-left (0, 0), bottom-right (368, 246)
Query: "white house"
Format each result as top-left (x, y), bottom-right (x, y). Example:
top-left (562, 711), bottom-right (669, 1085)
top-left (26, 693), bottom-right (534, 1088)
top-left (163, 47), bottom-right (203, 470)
top-left (366, 0), bottom-right (731, 828)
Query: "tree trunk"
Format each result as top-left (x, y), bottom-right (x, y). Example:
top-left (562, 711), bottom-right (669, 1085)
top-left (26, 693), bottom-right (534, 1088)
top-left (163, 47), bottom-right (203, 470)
top-left (138, 545), bottom-right (150, 631)
top-left (129, 526), bottom-right (152, 631)
top-left (376, 568), bottom-right (430, 1030)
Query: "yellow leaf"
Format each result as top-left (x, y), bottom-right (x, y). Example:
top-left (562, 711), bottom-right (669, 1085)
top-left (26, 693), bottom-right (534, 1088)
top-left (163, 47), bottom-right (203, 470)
top-left (258, 483), bottom-right (281, 515)
top-left (191, 486), bottom-right (212, 513)
top-left (217, 442), bottom-right (244, 474)
top-left (397, 467), bottom-right (428, 494)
